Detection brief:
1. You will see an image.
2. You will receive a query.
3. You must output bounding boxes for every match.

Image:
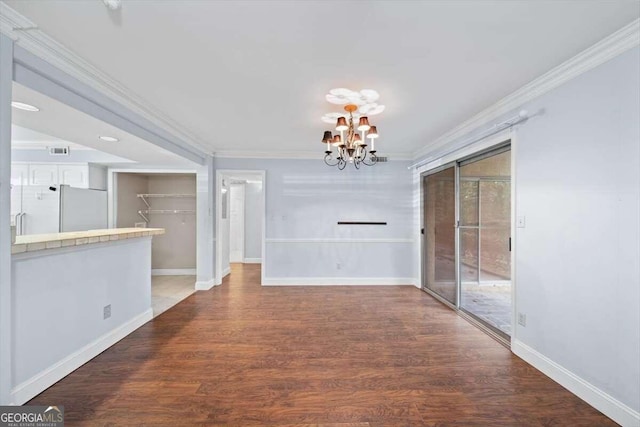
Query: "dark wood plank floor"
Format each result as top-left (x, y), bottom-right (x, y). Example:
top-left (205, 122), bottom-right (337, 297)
top-left (29, 264), bottom-right (616, 426)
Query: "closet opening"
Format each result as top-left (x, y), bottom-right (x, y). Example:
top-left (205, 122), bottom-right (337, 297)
top-left (113, 172), bottom-right (197, 317)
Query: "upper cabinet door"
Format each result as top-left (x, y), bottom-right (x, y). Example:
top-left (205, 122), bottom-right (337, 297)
top-left (29, 164), bottom-right (59, 186)
top-left (11, 164), bottom-right (29, 186)
top-left (58, 165), bottom-right (88, 188)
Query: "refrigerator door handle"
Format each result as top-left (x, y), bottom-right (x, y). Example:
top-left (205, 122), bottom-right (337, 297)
top-left (18, 212), bottom-right (26, 235)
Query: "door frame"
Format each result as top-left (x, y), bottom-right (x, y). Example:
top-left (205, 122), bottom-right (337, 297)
top-left (215, 169), bottom-right (266, 286)
top-left (418, 134), bottom-right (515, 346)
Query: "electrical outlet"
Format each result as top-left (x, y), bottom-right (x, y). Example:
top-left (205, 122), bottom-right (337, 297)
top-left (517, 216), bottom-right (526, 228)
top-left (518, 312), bottom-right (526, 327)
top-left (103, 304), bottom-right (111, 320)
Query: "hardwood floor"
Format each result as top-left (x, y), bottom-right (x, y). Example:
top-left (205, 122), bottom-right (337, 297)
top-left (29, 264), bottom-right (615, 426)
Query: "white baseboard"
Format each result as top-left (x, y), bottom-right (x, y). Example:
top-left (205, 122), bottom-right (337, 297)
top-left (222, 266), bottom-right (231, 277)
top-left (262, 277), bottom-right (415, 286)
top-left (152, 268), bottom-right (196, 276)
top-left (11, 308), bottom-right (153, 405)
top-left (243, 258), bottom-right (262, 264)
top-left (512, 339), bottom-right (640, 427)
top-left (195, 278), bottom-right (215, 291)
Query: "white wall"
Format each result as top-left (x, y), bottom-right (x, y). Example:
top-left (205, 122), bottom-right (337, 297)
top-left (88, 164), bottom-right (108, 190)
top-left (147, 174), bottom-right (196, 270)
top-left (11, 238), bottom-right (153, 403)
top-left (116, 173), bottom-right (148, 228)
top-left (0, 32), bottom-right (15, 406)
top-left (220, 179), bottom-right (230, 276)
top-left (195, 157), bottom-right (216, 290)
top-left (115, 173), bottom-right (196, 272)
top-left (244, 181), bottom-right (263, 260)
top-left (214, 158), bottom-right (414, 284)
top-left (229, 183), bottom-right (245, 263)
top-left (513, 46), bottom-right (639, 417)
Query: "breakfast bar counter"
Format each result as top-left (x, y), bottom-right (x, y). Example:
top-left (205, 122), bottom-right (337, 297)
top-left (9, 227), bottom-right (164, 405)
top-left (11, 227), bottom-right (165, 254)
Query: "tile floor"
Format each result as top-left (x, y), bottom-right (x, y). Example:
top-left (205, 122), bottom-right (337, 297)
top-left (461, 284), bottom-right (512, 335)
top-left (151, 275), bottom-right (196, 317)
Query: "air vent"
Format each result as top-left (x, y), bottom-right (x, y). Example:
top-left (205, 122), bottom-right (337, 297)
top-left (49, 147), bottom-right (70, 156)
top-left (376, 156), bottom-right (389, 162)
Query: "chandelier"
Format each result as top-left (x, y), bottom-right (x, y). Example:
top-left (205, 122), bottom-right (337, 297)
top-left (321, 88), bottom-right (383, 169)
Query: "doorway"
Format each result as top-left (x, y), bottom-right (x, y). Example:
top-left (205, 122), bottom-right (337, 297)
top-left (216, 170), bottom-right (266, 285)
top-left (422, 143), bottom-right (512, 340)
top-left (112, 171), bottom-right (197, 317)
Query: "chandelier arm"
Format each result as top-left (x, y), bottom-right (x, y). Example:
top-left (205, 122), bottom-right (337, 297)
top-left (324, 152), bottom-right (340, 167)
top-left (361, 148), bottom-right (378, 166)
top-left (359, 146), bottom-right (373, 166)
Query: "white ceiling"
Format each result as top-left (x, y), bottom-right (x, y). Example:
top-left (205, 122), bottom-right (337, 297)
top-left (11, 82), bottom-right (198, 166)
top-left (11, 124), bottom-right (92, 151)
top-left (5, 1), bottom-right (639, 158)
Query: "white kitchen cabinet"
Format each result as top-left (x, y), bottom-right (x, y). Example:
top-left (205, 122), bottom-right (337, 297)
top-left (12, 163), bottom-right (107, 190)
top-left (58, 164), bottom-right (88, 188)
top-left (11, 164), bottom-right (29, 187)
top-left (29, 164), bottom-right (59, 186)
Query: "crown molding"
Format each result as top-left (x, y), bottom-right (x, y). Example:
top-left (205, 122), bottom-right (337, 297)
top-left (0, 2), bottom-right (212, 156)
top-left (214, 150), bottom-right (318, 160)
top-left (412, 18), bottom-right (640, 160)
top-left (213, 150), bottom-right (412, 161)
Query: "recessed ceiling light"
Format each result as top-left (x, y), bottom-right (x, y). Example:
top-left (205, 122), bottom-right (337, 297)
top-left (98, 136), bottom-right (119, 142)
top-left (11, 102), bottom-right (39, 112)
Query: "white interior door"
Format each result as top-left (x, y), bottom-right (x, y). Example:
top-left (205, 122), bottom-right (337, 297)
top-left (229, 183), bottom-right (245, 263)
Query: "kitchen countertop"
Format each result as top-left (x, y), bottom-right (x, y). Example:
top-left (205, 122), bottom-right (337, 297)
top-left (11, 228), bottom-right (165, 254)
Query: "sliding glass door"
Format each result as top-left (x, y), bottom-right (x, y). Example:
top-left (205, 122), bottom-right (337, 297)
top-left (422, 145), bottom-right (512, 338)
top-left (422, 166), bottom-right (456, 305)
top-left (459, 148), bottom-right (511, 337)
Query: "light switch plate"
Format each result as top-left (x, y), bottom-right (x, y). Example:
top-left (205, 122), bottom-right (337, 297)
top-left (517, 216), bottom-right (526, 228)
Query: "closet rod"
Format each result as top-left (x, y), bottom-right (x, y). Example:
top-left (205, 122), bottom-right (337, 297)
top-left (138, 209), bottom-right (196, 214)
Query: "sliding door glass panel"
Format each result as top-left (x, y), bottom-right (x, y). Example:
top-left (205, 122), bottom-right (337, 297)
top-left (460, 228), bottom-right (479, 283)
top-left (423, 166), bottom-right (456, 304)
top-left (459, 149), bottom-right (511, 336)
top-left (460, 180), bottom-right (479, 226)
top-left (459, 180), bottom-right (479, 283)
top-left (479, 180), bottom-right (511, 282)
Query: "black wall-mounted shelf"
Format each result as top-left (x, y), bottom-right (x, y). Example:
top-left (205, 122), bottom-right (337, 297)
top-left (337, 221), bottom-right (387, 226)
